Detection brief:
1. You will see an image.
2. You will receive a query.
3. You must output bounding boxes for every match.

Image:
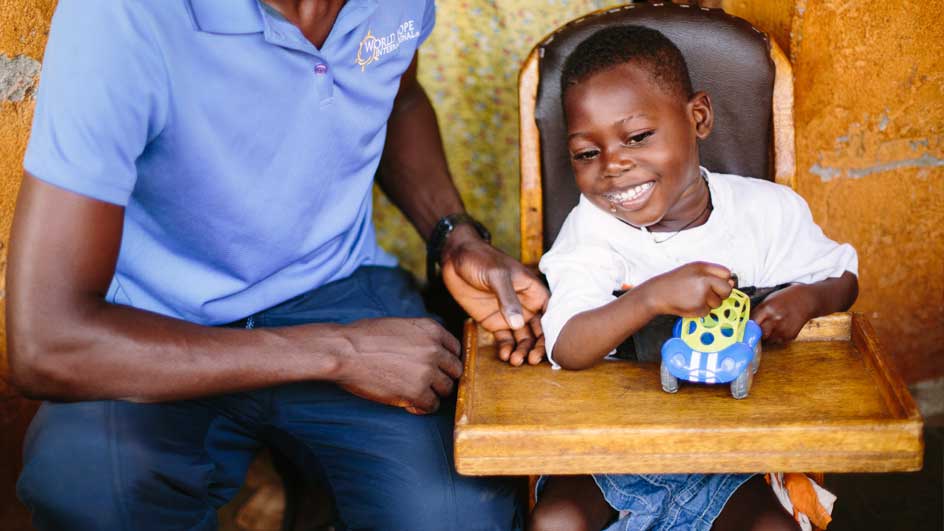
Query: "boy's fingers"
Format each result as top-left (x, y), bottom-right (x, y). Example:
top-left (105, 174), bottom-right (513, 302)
top-left (487, 269), bottom-right (526, 329)
top-left (752, 307), bottom-right (774, 338)
top-left (696, 261), bottom-right (732, 280)
top-left (707, 276), bottom-right (733, 301)
top-left (705, 290), bottom-right (723, 310)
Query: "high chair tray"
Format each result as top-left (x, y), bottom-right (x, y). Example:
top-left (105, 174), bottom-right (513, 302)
top-left (454, 313), bottom-right (923, 475)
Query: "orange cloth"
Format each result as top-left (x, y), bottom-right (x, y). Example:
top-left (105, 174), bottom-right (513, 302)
top-left (765, 473), bottom-right (836, 530)
top-left (784, 473), bottom-right (833, 528)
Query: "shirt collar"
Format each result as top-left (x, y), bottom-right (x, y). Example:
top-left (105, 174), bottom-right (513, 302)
top-left (330, 1), bottom-right (378, 38)
top-left (188, 0), bottom-right (264, 34)
top-left (187, 1), bottom-right (379, 36)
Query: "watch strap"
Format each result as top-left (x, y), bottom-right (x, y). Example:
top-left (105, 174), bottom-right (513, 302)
top-left (426, 213), bottom-right (491, 282)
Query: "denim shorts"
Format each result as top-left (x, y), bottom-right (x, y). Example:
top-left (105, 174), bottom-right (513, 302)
top-left (537, 472), bottom-right (753, 530)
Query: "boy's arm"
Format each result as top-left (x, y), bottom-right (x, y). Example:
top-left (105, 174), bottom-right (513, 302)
top-left (552, 288), bottom-right (658, 370)
top-left (553, 262), bottom-right (734, 369)
top-left (752, 271), bottom-right (858, 343)
top-left (752, 184), bottom-right (859, 342)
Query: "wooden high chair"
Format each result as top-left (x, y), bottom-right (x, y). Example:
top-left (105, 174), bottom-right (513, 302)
top-left (453, 0), bottom-right (923, 511)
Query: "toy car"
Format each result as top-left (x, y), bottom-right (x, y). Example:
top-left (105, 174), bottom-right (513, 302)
top-left (660, 289), bottom-right (762, 399)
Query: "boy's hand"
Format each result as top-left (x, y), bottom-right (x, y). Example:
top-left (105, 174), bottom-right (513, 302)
top-left (752, 284), bottom-right (817, 343)
top-left (639, 262), bottom-right (734, 317)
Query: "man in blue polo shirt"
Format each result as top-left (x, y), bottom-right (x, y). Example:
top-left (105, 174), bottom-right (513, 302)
top-left (7, 1), bottom-right (548, 529)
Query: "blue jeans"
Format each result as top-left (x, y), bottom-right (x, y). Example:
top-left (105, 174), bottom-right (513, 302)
top-left (18, 266), bottom-right (521, 530)
top-left (537, 472), bottom-right (752, 531)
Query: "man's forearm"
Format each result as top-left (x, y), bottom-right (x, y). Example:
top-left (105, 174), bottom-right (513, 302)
top-left (9, 300), bottom-right (346, 403)
top-left (376, 59), bottom-right (465, 241)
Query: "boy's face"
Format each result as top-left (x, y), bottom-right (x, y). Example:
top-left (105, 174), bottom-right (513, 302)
top-left (563, 62), bottom-right (713, 230)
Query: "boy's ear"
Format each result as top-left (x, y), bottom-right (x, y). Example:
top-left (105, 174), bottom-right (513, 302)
top-left (687, 91), bottom-right (713, 139)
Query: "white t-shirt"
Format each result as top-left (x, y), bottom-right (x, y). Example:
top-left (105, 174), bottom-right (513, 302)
top-left (539, 169), bottom-right (859, 368)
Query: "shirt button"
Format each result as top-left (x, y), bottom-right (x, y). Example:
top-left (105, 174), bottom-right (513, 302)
top-left (314, 63), bottom-right (328, 75)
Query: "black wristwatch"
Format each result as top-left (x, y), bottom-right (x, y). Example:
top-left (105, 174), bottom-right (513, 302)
top-left (426, 213), bottom-right (491, 282)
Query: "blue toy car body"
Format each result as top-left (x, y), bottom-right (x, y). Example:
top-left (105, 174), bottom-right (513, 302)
top-left (660, 290), bottom-right (763, 399)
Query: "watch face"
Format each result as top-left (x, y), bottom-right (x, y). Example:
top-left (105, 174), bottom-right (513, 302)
top-left (427, 214), bottom-right (491, 279)
top-left (428, 214), bottom-right (490, 254)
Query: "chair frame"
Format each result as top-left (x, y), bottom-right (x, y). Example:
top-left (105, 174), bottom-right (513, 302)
top-left (517, 4), bottom-right (796, 267)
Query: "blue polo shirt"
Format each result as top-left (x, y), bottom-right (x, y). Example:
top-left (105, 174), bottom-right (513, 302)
top-left (25, 0), bottom-right (435, 324)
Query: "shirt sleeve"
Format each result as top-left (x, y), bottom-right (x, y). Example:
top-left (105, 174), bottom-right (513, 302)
top-left (418, 0), bottom-right (436, 46)
top-left (539, 241), bottom-right (623, 369)
top-left (758, 186), bottom-right (859, 286)
top-left (23, 0), bottom-right (169, 206)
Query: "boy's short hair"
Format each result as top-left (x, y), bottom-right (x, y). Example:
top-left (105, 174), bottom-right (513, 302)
top-left (561, 25), bottom-right (694, 102)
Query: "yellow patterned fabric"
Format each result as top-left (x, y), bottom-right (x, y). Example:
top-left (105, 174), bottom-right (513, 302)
top-left (373, 0), bottom-right (618, 278)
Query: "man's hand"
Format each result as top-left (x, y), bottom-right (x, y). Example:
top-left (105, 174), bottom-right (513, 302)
top-left (752, 284), bottom-right (817, 343)
top-left (333, 317), bottom-right (463, 415)
top-left (440, 228), bottom-right (548, 366)
top-left (375, 56), bottom-right (547, 366)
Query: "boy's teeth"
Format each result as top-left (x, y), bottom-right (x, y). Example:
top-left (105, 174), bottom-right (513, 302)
top-left (607, 181), bottom-right (653, 202)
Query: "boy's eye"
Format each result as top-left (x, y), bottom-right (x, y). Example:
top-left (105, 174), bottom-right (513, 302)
top-left (623, 131), bottom-right (654, 146)
top-left (572, 149), bottom-right (600, 162)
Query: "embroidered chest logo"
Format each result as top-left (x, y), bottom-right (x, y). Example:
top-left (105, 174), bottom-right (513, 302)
top-left (355, 20), bottom-right (420, 71)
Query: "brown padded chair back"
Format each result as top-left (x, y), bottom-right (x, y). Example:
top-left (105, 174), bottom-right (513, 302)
top-left (535, 3), bottom-right (774, 251)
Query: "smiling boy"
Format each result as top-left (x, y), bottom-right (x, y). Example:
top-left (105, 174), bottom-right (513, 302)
top-left (530, 26), bottom-right (858, 531)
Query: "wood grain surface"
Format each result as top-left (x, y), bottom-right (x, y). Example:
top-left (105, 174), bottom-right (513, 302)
top-left (518, 48), bottom-right (543, 268)
top-left (770, 38), bottom-right (797, 190)
top-left (455, 313), bottom-right (923, 476)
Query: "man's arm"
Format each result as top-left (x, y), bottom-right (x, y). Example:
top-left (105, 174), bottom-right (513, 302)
top-left (376, 58), bottom-right (548, 365)
top-left (6, 175), bottom-right (461, 411)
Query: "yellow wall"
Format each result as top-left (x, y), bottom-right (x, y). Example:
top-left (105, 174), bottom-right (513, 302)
top-left (0, 0), bottom-right (56, 527)
top-left (377, 0), bottom-right (615, 275)
top-left (0, 0), bottom-right (54, 357)
top-left (724, 0), bottom-right (944, 383)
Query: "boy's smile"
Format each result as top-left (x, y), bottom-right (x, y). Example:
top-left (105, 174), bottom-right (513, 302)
top-left (563, 62), bottom-right (713, 232)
